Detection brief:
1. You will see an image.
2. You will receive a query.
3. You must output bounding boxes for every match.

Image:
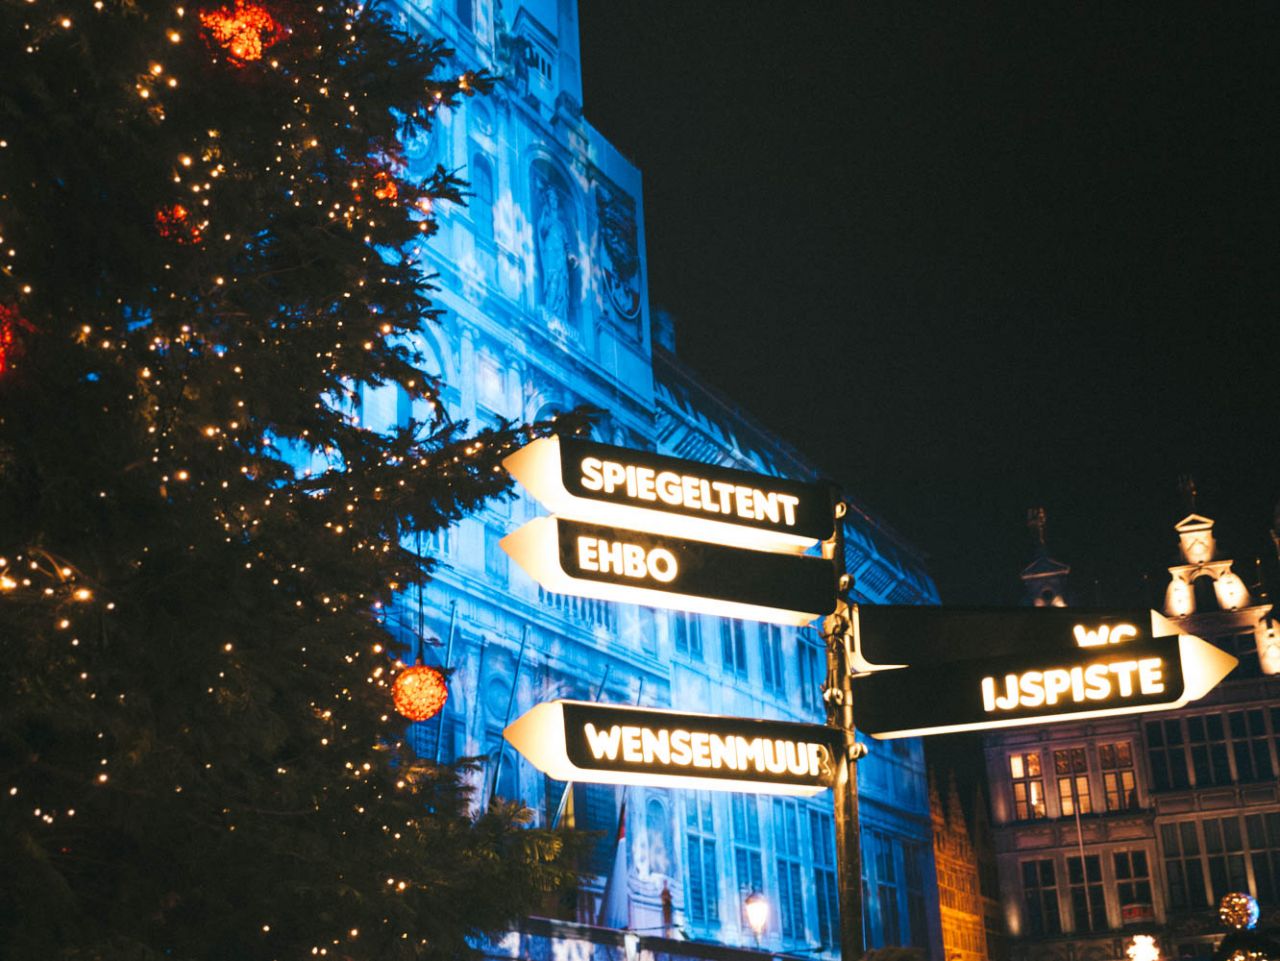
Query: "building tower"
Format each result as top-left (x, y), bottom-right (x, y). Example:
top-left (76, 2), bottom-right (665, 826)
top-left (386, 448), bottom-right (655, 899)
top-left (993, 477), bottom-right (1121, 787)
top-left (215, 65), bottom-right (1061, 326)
top-left (932, 773), bottom-right (991, 961)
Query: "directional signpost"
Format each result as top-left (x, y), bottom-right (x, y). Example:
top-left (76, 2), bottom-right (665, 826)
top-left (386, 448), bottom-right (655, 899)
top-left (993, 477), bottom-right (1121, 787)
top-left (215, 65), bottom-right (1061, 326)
top-left (505, 701), bottom-right (840, 796)
top-left (495, 436), bottom-right (1242, 961)
top-left (848, 605), bottom-right (1236, 737)
top-left (853, 631), bottom-right (1236, 739)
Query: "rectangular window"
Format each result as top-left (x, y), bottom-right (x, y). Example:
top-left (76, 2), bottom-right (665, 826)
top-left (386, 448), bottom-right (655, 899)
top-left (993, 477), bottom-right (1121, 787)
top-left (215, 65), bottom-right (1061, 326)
top-left (798, 632), bottom-right (824, 712)
top-left (721, 620), bottom-right (748, 678)
top-left (810, 809), bottom-right (840, 949)
top-left (1187, 714), bottom-right (1232, 787)
top-left (673, 611), bottom-right (702, 659)
top-left (773, 799), bottom-right (804, 941)
top-left (1054, 747), bottom-right (1092, 816)
top-left (761, 624), bottom-right (785, 694)
top-left (904, 843), bottom-right (930, 948)
top-left (1228, 709), bottom-right (1274, 782)
top-left (871, 831), bottom-right (901, 946)
top-left (1010, 752), bottom-right (1047, 820)
top-left (684, 792), bottom-right (719, 926)
top-left (1146, 719), bottom-right (1190, 791)
top-left (731, 793), bottom-right (763, 900)
top-left (1246, 812), bottom-right (1280, 904)
top-left (1162, 821), bottom-right (1209, 910)
top-left (483, 524), bottom-right (508, 582)
top-left (1099, 741), bottom-right (1138, 811)
top-left (1066, 854), bottom-right (1106, 932)
top-left (1114, 850), bottom-right (1153, 908)
top-left (1204, 816), bottom-right (1248, 900)
top-left (1021, 859), bottom-right (1061, 937)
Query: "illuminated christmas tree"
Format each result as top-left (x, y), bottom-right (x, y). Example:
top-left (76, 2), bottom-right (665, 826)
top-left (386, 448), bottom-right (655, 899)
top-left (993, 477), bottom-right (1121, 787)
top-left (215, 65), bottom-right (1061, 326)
top-left (0, 0), bottom-right (579, 957)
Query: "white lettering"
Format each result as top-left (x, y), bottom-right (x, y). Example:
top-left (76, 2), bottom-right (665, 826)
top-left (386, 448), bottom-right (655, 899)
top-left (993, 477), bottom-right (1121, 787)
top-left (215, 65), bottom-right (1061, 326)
top-left (1043, 668), bottom-right (1071, 706)
top-left (621, 726), bottom-right (643, 762)
top-left (982, 655), bottom-right (1171, 714)
top-left (641, 727), bottom-right (670, 765)
top-left (635, 467), bottom-right (656, 501)
top-left (1084, 663), bottom-right (1111, 700)
top-left (577, 537), bottom-right (679, 584)
top-left (647, 547), bottom-right (678, 583)
top-left (577, 537), bottom-right (599, 571)
top-left (580, 457), bottom-right (604, 491)
top-left (710, 734), bottom-right (736, 770)
top-left (601, 460), bottom-right (626, 494)
top-left (690, 732), bottom-right (711, 768)
top-left (1137, 657), bottom-right (1165, 694)
top-left (1074, 621), bottom-right (1139, 648)
top-left (655, 471), bottom-right (682, 505)
top-left (670, 729), bottom-right (693, 766)
top-left (1019, 671), bottom-right (1046, 708)
top-left (584, 723), bottom-right (622, 760)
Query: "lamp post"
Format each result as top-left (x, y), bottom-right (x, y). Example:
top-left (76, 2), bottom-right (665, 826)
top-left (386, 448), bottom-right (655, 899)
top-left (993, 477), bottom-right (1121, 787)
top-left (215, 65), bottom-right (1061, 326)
top-left (1127, 934), bottom-right (1161, 961)
top-left (744, 891), bottom-right (769, 948)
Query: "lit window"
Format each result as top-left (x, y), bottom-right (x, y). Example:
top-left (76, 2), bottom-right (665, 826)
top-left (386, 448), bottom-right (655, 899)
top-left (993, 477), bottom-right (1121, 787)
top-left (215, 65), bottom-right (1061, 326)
top-left (1099, 741), bottom-right (1138, 811)
top-left (1054, 747), bottom-right (1091, 816)
top-left (1010, 752), bottom-right (1046, 820)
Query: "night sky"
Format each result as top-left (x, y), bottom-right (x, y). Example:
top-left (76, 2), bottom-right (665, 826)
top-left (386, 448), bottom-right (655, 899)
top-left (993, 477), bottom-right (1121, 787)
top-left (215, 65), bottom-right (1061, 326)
top-left (577, 3), bottom-right (1280, 606)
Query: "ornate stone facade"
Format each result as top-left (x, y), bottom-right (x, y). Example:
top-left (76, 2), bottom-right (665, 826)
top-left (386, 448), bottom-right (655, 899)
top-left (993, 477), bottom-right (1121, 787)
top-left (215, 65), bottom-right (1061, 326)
top-left (364, 1), bottom-right (946, 957)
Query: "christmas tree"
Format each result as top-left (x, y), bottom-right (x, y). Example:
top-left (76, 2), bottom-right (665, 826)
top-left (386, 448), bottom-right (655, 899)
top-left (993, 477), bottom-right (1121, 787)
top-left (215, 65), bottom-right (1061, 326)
top-left (0, 0), bottom-right (580, 957)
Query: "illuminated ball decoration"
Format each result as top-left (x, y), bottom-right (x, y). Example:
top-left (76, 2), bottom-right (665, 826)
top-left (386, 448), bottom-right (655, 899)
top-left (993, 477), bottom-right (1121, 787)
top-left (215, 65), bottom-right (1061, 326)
top-left (1220, 892), bottom-right (1260, 931)
top-left (392, 665), bottom-right (448, 722)
top-left (0, 306), bottom-right (17, 375)
top-left (155, 203), bottom-right (203, 244)
top-left (199, 0), bottom-right (285, 64)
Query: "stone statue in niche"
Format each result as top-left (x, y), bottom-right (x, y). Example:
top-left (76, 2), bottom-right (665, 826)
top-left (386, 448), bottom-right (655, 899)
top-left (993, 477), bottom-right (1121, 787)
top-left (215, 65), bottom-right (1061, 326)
top-left (595, 182), bottom-right (641, 325)
top-left (536, 182), bottom-right (576, 326)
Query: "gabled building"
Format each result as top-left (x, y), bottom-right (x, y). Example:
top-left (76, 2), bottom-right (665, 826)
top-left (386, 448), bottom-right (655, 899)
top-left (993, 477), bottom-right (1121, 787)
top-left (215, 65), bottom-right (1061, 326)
top-left (981, 507), bottom-right (1279, 961)
top-left (352, 1), bottom-right (946, 959)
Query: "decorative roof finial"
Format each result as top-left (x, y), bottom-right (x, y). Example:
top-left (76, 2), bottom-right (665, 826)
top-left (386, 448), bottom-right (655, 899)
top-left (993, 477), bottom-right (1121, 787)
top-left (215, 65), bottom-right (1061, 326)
top-left (1027, 506), bottom-right (1047, 547)
top-left (1178, 474), bottom-right (1198, 514)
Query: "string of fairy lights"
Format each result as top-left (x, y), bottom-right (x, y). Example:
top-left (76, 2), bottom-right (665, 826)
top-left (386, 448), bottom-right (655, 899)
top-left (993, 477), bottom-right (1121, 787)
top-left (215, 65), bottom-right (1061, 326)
top-left (0, 0), bottom-right (569, 953)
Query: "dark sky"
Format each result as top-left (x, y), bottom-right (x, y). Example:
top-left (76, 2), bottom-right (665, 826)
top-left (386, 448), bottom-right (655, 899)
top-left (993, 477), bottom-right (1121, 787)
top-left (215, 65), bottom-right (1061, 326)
top-left (578, 2), bottom-right (1280, 605)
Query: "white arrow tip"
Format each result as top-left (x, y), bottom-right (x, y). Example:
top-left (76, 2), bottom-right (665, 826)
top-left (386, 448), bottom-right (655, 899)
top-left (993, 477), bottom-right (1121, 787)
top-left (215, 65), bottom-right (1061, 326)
top-left (1178, 633), bottom-right (1238, 702)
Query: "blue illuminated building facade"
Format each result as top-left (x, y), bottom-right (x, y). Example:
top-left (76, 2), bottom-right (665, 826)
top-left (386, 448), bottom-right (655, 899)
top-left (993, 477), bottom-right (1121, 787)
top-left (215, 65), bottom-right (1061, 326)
top-left (363, 1), bottom-right (945, 957)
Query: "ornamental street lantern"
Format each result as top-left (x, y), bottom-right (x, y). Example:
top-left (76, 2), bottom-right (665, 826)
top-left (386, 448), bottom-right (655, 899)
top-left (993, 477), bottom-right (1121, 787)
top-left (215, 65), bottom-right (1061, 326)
top-left (392, 664), bottom-right (448, 722)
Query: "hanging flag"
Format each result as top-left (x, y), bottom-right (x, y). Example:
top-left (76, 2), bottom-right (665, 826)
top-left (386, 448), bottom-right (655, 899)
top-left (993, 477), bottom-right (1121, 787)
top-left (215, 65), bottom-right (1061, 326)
top-left (597, 798), bottom-right (630, 929)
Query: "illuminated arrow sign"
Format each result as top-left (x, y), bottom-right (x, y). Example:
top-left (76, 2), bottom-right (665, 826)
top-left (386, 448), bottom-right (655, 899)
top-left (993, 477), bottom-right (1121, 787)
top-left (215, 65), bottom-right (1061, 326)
top-left (504, 700), bottom-right (841, 796)
top-left (851, 633), bottom-right (1237, 739)
top-left (850, 606), bottom-right (1185, 672)
top-left (503, 435), bottom-right (833, 553)
top-left (501, 516), bottom-right (837, 626)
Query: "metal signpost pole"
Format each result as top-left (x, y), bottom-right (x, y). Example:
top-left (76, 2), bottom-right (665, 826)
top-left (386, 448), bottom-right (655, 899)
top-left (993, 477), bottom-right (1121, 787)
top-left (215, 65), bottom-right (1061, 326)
top-left (823, 491), bottom-right (864, 961)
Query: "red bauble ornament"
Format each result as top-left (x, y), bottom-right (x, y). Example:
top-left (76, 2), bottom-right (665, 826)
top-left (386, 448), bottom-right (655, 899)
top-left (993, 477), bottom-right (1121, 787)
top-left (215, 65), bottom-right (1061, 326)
top-left (155, 203), bottom-right (204, 244)
top-left (0, 304), bottom-right (32, 375)
top-left (371, 170), bottom-right (398, 202)
top-left (392, 665), bottom-right (448, 722)
top-left (199, 0), bottom-right (285, 64)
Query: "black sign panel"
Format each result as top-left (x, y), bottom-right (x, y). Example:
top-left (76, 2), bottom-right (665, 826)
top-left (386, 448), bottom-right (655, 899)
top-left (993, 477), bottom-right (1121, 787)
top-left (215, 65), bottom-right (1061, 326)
top-left (555, 517), bottom-right (837, 617)
top-left (562, 702), bottom-right (841, 790)
top-left (853, 635), bottom-right (1188, 737)
top-left (558, 437), bottom-right (834, 543)
top-left (856, 606), bottom-right (1162, 667)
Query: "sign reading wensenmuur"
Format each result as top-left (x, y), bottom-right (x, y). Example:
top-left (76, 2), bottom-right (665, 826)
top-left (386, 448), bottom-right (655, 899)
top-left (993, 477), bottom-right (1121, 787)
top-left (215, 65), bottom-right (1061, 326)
top-left (505, 701), bottom-right (840, 796)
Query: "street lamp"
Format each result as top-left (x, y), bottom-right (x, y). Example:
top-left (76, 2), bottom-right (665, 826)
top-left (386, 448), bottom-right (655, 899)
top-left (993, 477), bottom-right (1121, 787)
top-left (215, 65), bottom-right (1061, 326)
top-left (1127, 934), bottom-right (1161, 961)
top-left (744, 891), bottom-right (769, 947)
